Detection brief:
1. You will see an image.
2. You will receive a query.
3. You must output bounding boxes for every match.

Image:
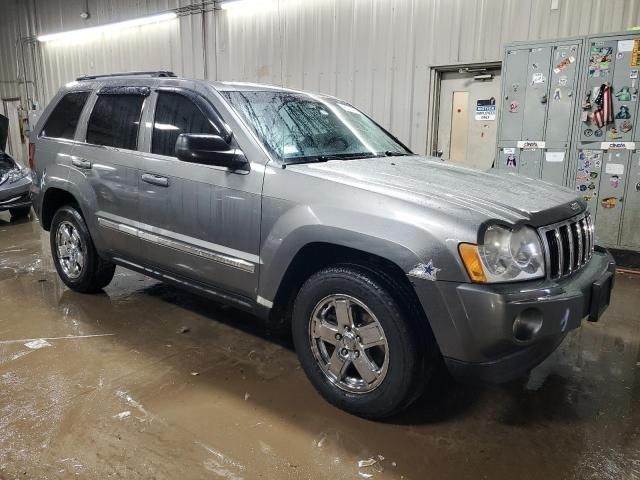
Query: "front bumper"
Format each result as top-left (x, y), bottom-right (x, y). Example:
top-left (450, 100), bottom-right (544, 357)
top-left (411, 248), bottom-right (616, 383)
top-left (0, 176), bottom-right (32, 211)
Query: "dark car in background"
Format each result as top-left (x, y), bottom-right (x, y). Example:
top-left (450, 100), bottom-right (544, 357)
top-left (0, 113), bottom-right (32, 219)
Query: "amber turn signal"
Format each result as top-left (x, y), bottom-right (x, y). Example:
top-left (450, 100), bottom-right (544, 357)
top-left (458, 243), bottom-right (487, 283)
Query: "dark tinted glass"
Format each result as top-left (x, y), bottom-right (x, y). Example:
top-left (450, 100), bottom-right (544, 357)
top-left (42, 91), bottom-right (90, 139)
top-left (152, 92), bottom-right (215, 157)
top-left (86, 94), bottom-right (144, 150)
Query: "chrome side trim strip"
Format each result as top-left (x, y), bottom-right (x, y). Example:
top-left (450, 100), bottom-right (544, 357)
top-left (97, 217), bottom-right (255, 273)
top-left (256, 295), bottom-right (274, 309)
top-left (137, 230), bottom-right (255, 273)
top-left (112, 256), bottom-right (253, 309)
top-left (97, 217), bottom-right (137, 236)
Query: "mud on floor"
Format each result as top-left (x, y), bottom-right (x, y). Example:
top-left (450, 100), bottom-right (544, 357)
top-left (1, 213), bottom-right (639, 479)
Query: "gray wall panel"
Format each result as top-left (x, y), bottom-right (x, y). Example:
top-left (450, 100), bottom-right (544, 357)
top-left (2, 0), bottom-right (640, 153)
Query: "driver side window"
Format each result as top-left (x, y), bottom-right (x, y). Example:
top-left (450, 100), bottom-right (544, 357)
top-left (151, 92), bottom-right (216, 157)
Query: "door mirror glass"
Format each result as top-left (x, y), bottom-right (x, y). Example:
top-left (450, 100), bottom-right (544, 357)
top-left (175, 133), bottom-right (248, 170)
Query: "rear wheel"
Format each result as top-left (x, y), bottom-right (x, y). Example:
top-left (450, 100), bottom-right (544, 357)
top-left (292, 265), bottom-right (438, 419)
top-left (50, 205), bottom-right (115, 293)
top-left (9, 206), bottom-right (31, 219)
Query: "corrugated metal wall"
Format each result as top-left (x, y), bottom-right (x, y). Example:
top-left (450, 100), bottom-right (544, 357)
top-left (1, 0), bottom-right (640, 152)
top-left (0, 0), bottom-right (24, 100)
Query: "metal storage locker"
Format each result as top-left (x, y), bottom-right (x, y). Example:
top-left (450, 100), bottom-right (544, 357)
top-left (620, 151), bottom-right (640, 249)
top-left (570, 32), bottom-right (640, 251)
top-left (496, 39), bottom-right (583, 187)
top-left (593, 149), bottom-right (631, 246)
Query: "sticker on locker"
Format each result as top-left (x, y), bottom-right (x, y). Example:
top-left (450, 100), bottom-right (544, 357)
top-left (605, 163), bottom-right (625, 175)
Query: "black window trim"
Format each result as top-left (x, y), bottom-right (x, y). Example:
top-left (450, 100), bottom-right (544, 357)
top-left (147, 87), bottom-right (251, 173)
top-left (83, 89), bottom-right (148, 152)
top-left (151, 86), bottom-right (232, 155)
top-left (38, 90), bottom-right (92, 142)
top-left (97, 86), bottom-right (151, 97)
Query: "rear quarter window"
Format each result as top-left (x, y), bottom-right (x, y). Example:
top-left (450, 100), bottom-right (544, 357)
top-left (86, 94), bottom-right (145, 150)
top-left (41, 91), bottom-right (90, 140)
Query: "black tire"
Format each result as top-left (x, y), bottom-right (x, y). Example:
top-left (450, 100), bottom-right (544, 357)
top-left (9, 206), bottom-right (31, 219)
top-left (292, 264), bottom-right (439, 419)
top-left (50, 205), bottom-right (115, 293)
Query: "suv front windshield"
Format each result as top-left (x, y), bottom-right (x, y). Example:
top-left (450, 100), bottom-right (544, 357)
top-left (222, 90), bottom-right (411, 164)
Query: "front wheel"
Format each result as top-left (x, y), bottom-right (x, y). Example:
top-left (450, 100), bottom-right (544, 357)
top-left (292, 265), bottom-right (437, 419)
top-left (50, 205), bottom-right (115, 293)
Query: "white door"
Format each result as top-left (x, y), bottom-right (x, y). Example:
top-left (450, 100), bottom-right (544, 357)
top-left (2, 99), bottom-right (26, 167)
top-left (436, 69), bottom-right (501, 170)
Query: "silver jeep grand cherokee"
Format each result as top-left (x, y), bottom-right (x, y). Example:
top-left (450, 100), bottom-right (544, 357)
top-left (31, 72), bottom-right (615, 419)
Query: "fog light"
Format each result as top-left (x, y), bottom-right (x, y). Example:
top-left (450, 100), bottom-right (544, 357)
top-left (513, 308), bottom-right (543, 342)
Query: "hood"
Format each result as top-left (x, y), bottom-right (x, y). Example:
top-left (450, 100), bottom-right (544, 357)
top-left (0, 151), bottom-right (17, 186)
top-left (0, 114), bottom-right (8, 152)
top-left (287, 156), bottom-right (583, 226)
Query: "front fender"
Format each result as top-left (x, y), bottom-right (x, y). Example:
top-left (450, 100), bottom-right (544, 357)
top-left (258, 198), bottom-right (468, 303)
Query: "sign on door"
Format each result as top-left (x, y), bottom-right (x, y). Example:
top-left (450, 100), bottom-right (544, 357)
top-left (475, 98), bottom-right (497, 121)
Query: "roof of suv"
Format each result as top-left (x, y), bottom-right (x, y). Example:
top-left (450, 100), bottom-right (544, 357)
top-left (65, 72), bottom-right (305, 95)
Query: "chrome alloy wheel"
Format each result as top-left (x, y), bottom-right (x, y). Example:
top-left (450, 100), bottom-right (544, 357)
top-left (55, 221), bottom-right (85, 279)
top-left (309, 294), bottom-right (389, 393)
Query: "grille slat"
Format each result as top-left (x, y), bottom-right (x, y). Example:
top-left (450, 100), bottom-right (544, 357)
top-left (539, 213), bottom-right (594, 280)
top-left (555, 228), bottom-right (564, 276)
top-left (566, 225), bottom-right (574, 274)
top-left (587, 216), bottom-right (595, 260)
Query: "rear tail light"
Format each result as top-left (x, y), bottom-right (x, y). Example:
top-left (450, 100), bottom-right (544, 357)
top-left (28, 142), bottom-right (36, 171)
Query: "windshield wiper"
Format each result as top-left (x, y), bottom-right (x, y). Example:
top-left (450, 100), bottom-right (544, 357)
top-left (284, 152), bottom-right (377, 166)
top-left (317, 152), bottom-right (378, 161)
top-left (384, 151), bottom-right (412, 157)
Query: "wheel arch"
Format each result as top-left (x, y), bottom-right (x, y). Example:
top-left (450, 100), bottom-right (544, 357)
top-left (267, 241), bottom-right (430, 335)
top-left (40, 187), bottom-right (83, 231)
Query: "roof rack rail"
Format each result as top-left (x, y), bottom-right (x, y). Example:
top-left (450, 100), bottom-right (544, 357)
top-left (76, 71), bottom-right (177, 81)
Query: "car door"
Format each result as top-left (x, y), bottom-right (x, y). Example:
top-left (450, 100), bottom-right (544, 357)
top-left (136, 87), bottom-right (262, 301)
top-left (71, 86), bottom-right (149, 260)
top-left (36, 90), bottom-right (92, 195)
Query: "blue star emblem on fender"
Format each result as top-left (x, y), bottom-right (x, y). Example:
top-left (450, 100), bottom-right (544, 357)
top-left (409, 260), bottom-right (441, 281)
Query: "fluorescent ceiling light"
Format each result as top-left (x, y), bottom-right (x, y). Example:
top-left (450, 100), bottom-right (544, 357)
top-left (221, 0), bottom-right (266, 10)
top-left (37, 12), bottom-right (177, 42)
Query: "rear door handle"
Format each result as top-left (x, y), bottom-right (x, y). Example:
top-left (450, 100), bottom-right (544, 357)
top-left (141, 173), bottom-right (170, 187)
top-left (71, 157), bottom-right (92, 169)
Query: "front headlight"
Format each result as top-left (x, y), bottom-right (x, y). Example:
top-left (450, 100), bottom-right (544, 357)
top-left (459, 225), bottom-right (545, 283)
top-left (7, 166), bottom-right (30, 184)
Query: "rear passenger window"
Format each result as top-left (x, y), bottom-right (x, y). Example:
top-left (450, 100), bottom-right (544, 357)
top-left (41, 91), bottom-right (90, 139)
top-left (86, 94), bottom-right (144, 150)
top-left (152, 92), bottom-right (216, 157)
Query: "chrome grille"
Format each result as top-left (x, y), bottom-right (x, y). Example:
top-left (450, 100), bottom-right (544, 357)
top-left (539, 213), bottom-right (594, 280)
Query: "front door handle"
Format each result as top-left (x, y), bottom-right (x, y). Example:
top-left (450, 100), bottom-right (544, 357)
top-left (71, 157), bottom-right (92, 169)
top-left (141, 173), bottom-right (170, 187)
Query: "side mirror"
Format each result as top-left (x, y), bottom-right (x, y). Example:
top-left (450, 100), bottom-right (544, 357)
top-left (175, 133), bottom-right (248, 171)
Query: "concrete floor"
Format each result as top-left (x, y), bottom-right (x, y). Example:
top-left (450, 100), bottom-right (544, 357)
top-left (1, 212), bottom-right (639, 480)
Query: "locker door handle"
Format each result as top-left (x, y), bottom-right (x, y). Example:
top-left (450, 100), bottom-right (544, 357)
top-left (141, 173), bottom-right (170, 187)
top-left (71, 157), bottom-right (92, 169)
